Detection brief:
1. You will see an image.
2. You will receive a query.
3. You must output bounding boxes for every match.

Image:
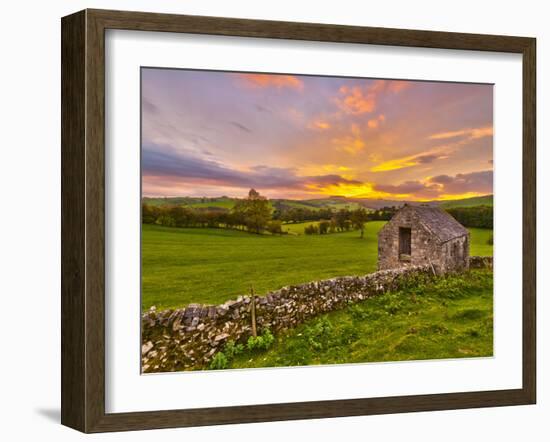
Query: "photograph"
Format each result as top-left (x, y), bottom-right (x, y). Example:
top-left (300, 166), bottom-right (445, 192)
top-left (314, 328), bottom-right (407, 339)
top-left (140, 68), bottom-right (494, 373)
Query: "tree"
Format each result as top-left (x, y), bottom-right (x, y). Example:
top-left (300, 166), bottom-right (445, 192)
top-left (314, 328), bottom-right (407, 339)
top-left (304, 224), bottom-right (319, 235)
top-left (266, 220), bottom-right (283, 235)
top-left (351, 208), bottom-right (369, 238)
top-left (142, 203), bottom-right (160, 224)
top-left (232, 189), bottom-right (271, 234)
top-left (334, 209), bottom-right (350, 231)
top-left (318, 220), bottom-right (330, 234)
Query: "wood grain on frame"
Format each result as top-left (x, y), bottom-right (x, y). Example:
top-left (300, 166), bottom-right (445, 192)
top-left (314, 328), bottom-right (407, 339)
top-left (61, 9), bottom-right (536, 433)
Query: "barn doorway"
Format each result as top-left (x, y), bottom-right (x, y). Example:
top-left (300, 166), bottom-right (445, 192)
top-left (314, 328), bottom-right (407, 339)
top-left (399, 227), bottom-right (412, 258)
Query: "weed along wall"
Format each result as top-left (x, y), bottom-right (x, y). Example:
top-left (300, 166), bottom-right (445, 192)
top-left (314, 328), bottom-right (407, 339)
top-left (141, 257), bottom-right (493, 372)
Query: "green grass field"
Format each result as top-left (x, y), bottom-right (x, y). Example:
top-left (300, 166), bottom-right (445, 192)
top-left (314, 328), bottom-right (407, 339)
top-left (468, 228), bottom-right (493, 256)
top-left (142, 222), bottom-right (493, 311)
top-left (281, 220), bottom-right (340, 235)
top-left (227, 269), bottom-right (493, 369)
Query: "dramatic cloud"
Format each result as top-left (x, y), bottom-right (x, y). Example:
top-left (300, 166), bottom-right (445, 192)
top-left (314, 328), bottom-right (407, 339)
top-left (428, 170), bottom-right (493, 195)
top-left (371, 150), bottom-right (449, 172)
top-left (374, 180), bottom-right (435, 195)
top-left (373, 170), bottom-right (493, 199)
top-left (237, 73), bottom-right (304, 90)
top-left (142, 143), bottom-right (359, 195)
top-left (371, 170), bottom-right (493, 199)
top-left (308, 120), bottom-right (331, 130)
top-left (336, 80), bottom-right (410, 115)
top-left (387, 81), bottom-right (412, 93)
top-left (429, 126), bottom-right (493, 141)
top-left (336, 84), bottom-right (377, 114)
top-left (332, 124), bottom-right (365, 155)
top-left (141, 68), bottom-right (493, 200)
top-left (229, 121), bottom-right (252, 133)
top-left (142, 98), bottom-right (159, 114)
top-left (367, 114), bottom-right (386, 129)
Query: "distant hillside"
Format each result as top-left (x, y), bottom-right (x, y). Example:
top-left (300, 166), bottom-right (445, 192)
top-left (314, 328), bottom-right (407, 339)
top-left (142, 196), bottom-right (365, 211)
top-left (438, 195), bottom-right (493, 209)
top-left (142, 196), bottom-right (238, 210)
top-left (142, 194), bottom-right (493, 211)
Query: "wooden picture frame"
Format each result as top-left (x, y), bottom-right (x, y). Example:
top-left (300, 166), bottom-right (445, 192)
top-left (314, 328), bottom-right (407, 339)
top-left (61, 8), bottom-right (536, 433)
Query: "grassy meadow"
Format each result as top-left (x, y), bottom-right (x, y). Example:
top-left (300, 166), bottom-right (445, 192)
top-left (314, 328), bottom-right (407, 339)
top-left (142, 221), bottom-right (493, 311)
top-left (227, 269), bottom-right (493, 368)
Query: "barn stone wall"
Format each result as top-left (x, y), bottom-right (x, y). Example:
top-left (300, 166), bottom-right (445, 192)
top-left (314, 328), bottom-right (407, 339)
top-left (469, 255), bottom-right (493, 269)
top-left (141, 265), bottom-right (437, 373)
top-left (378, 209), bottom-right (441, 271)
top-left (442, 235), bottom-right (470, 272)
top-left (378, 208), bottom-right (469, 273)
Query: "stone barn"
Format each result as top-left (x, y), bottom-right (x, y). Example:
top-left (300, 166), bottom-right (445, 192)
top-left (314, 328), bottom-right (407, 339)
top-left (377, 205), bottom-right (470, 273)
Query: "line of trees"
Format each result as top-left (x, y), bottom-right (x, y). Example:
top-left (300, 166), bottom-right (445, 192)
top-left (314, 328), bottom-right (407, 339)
top-left (143, 189), bottom-right (493, 237)
top-left (445, 206), bottom-right (493, 229)
top-left (143, 189), bottom-right (282, 234)
top-left (303, 208), bottom-right (369, 238)
top-left (272, 206), bottom-right (334, 223)
top-left (143, 189), bottom-right (378, 237)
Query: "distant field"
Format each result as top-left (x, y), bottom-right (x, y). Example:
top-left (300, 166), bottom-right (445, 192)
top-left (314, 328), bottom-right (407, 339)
top-left (469, 228), bottom-right (493, 256)
top-left (185, 200), bottom-right (236, 209)
top-left (143, 197), bottom-right (238, 210)
top-left (274, 200), bottom-right (320, 211)
top-left (143, 194), bottom-right (493, 211)
top-left (439, 195), bottom-right (493, 208)
top-left (302, 198), bottom-right (365, 211)
top-left (142, 222), bottom-right (493, 311)
top-left (282, 220), bottom-right (340, 235)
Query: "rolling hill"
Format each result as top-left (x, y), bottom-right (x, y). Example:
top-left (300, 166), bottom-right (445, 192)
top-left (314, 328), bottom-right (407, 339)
top-left (438, 195), bottom-right (493, 208)
top-left (142, 194), bottom-right (493, 211)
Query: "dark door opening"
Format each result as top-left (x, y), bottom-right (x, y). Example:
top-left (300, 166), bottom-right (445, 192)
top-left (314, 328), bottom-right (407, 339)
top-left (399, 227), bottom-right (412, 257)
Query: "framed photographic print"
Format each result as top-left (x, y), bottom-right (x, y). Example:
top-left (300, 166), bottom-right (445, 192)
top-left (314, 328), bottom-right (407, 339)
top-left (61, 9), bottom-right (536, 433)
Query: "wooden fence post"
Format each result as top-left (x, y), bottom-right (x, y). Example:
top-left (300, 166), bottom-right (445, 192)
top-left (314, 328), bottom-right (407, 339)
top-left (250, 286), bottom-right (257, 338)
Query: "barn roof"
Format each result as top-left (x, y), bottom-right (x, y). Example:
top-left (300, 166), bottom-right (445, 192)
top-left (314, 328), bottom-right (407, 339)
top-left (404, 205), bottom-right (469, 243)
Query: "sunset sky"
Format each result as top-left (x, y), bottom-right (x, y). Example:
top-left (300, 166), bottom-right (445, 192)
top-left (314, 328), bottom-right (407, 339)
top-left (141, 68), bottom-right (493, 201)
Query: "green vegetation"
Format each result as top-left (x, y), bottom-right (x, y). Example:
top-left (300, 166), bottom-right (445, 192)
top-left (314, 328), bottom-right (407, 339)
top-left (143, 194), bottom-right (494, 211)
top-left (226, 269), bottom-right (493, 369)
top-left (445, 206), bottom-right (493, 229)
top-left (142, 222), bottom-right (493, 310)
top-left (469, 228), bottom-right (493, 256)
top-left (185, 199), bottom-right (236, 210)
top-left (303, 198), bottom-right (364, 211)
top-left (142, 222), bottom-right (385, 310)
top-left (209, 329), bottom-right (277, 370)
top-left (439, 195), bottom-right (493, 208)
top-left (282, 221), bottom-right (323, 235)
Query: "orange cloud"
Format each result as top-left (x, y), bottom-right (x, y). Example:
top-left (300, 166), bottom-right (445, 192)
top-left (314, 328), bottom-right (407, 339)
top-left (388, 81), bottom-right (412, 93)
top-left (299, 164), bottom-right (354, 180)
top-left (429, 126), bottom-right (493, 140)
top-left (367, 114), bottom-right (386, 129)
top-left (336, 85), bottom-right (376, 114)
top-left (237, 73), bottom-right (304, 90)
top-left (331, 123), bottom-right (366, 155)
top-left (308, 120), bottom-right (331, 130)
top-left (336, 80), bottom-right (410, 115)
top-left (333, 136), bottom-right (365, 155)
top-left (371, 149), bottom-right (449, 172)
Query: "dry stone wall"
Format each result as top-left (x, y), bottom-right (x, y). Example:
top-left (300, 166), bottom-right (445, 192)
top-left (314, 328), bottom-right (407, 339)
top-left (469, 255), bottom-right (493, 269)
top-left (141, 257), bottom-right (492, 373)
